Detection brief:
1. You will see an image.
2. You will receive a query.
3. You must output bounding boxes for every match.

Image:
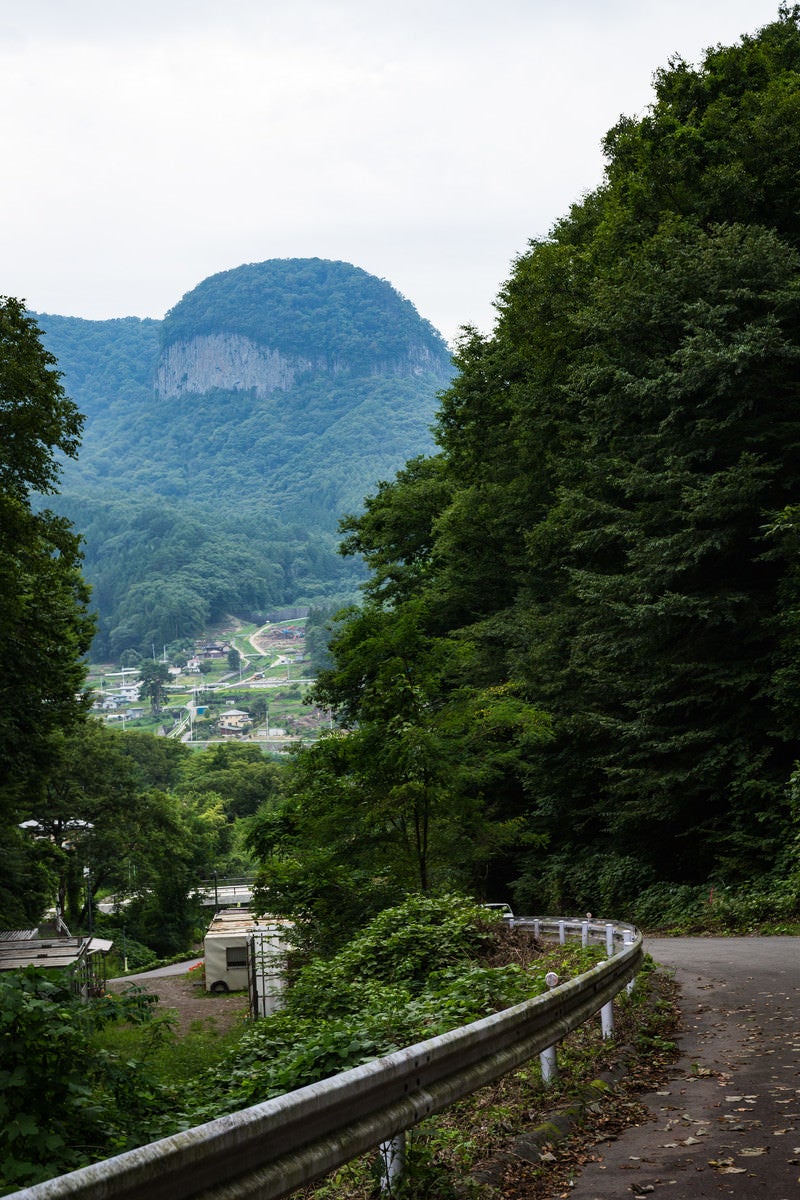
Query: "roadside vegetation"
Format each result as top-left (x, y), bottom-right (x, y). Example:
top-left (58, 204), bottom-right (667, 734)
top-left (2, 897), bottom-right (679, 1197)
top-left (1, 896), bottom-right (629, 1194)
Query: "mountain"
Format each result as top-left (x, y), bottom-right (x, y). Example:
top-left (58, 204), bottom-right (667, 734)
top-left (35, 259), bottom-right (452, 659)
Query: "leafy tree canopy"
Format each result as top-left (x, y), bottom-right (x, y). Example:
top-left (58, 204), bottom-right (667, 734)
top-left (0, 299), bottom-right (94, 926)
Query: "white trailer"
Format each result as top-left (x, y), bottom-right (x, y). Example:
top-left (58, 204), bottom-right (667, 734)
top-left (203, 909), bottom-right (289, 1017)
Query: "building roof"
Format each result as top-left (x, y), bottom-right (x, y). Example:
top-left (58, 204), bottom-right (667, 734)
top-left (0, 935), bottom-right (113, 971)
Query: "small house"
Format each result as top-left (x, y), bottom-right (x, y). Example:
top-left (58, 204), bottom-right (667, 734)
top-left (219, 708), bottom-right (251, 736)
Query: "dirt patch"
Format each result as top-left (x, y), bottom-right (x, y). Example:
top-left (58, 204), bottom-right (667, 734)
top-left (109, 972), bottom-right (249, 1038)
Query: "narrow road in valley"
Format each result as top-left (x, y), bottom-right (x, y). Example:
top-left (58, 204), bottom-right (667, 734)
top-left (557, 936), bottom-right (800, 1198)
top-left (108, 958), bottom-right (201, 982)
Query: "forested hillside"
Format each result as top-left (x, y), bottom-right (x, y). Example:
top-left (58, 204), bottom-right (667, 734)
top-left (36, 260), bottom-right (452, 657)
top-left (256, 10), bottom-right (800, 928)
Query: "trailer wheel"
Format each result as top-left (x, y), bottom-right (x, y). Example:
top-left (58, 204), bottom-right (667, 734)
top-left (209, 980), bottom-right (229, 994)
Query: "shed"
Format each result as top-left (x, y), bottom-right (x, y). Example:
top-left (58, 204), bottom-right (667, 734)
top-left (0, 932), bottom-right (113, 999)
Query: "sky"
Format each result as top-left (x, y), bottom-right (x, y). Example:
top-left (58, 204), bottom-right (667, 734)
top-left (0, 1), bottom-right (785, 346)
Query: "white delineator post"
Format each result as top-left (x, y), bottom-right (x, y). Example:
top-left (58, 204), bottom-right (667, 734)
top-left (601, 924), bottom-right (616, 1038)
top-left (379, 1134), bottom-right (405, 1194)
top-left (539, 971), bottom-right (560, 1084)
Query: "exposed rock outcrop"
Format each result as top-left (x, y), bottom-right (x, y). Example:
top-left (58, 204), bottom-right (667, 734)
top-left (155, 333), bottom-right (311, 399)
top-left (155, 332), bottom-right (450, 399)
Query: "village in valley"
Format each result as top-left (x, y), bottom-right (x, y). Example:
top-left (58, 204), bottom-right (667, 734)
top-left (87, 613), bottom-right (333, 750)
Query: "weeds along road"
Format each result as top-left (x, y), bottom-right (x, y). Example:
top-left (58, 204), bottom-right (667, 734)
top-left (559, 936), bottom-right (800, 1199)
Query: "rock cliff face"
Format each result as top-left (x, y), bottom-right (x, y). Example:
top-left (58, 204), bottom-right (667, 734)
top-left (155, 333), bottom-right (311, 399)
top-left (155, 332), bottom-right (449, 399)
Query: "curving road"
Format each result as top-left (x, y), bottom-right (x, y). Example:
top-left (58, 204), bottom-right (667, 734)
top-left (107, 958), bottom-right (201, 983)
top-left (560, 936), bottom-right (800, 1198)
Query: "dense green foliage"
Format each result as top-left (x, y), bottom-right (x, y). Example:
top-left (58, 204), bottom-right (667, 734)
top-left (14, 723), bottom-right (289, 953)
top-left (284, 10), bottom-right (800, 919)
top-left (21, 722), bottom-right (227, 953)
top-left (33, 314), bottom-right (160, 417)
top-left (35, 260), bottom-right (452, 657)
top-left (55, 498), bottom-right (358, 659)
top-left (175, 742), bottom-right (282, 821)
top-left (0, 970), bottom-right (170, 1192)
top-left (0, 299), bottom-right (95, 926)
top-left (250, 597), bottom-right (549, 948)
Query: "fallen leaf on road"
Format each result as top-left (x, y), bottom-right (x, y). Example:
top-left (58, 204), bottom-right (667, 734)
top-left (738, 1147), bottom-right (767, 1156)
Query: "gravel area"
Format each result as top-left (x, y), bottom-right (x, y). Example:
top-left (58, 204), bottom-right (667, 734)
top-left (108, 968), bottom-right (249, 1038)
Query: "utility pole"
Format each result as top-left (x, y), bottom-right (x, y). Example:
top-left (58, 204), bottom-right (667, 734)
top-left (83, 865), bottom-right (93, 935)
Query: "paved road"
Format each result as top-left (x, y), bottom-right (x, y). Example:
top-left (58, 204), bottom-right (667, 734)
top-left (108, 958), bottom-right (200, 983)
top-left (561, 936), bottom-right (800, 1199)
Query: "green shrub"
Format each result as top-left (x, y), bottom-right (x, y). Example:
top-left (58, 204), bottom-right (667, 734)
top-left (0, 970), bottom-right (175, 1193)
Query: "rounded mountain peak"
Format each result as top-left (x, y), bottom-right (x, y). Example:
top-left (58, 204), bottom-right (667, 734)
top-left (161, 258), bottom-right (450, 373)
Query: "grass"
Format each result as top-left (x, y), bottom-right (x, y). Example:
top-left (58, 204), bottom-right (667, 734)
top-left (92, 973), bottom-right (248, 1087)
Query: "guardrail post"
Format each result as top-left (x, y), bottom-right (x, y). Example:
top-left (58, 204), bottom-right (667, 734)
top-left (558, 920), bottom-right (566, 944)
top-left (539, 972), bottom-right (559, 1084)
top-left (379, 1133), bottom-right (405, 1194)
top-left (581, 919), bottom-right (589, 947)
top-left (601, 925), bottom-right (616, 1038)
top-left (600, 998), bottom-right (614, 1039)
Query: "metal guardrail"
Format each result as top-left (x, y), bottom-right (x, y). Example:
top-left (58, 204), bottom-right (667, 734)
top-left (14, 918), bottom-right (642, 1200)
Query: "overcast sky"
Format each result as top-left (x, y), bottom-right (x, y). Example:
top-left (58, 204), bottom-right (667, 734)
top-left (0, 1), bottom-right (783, 345)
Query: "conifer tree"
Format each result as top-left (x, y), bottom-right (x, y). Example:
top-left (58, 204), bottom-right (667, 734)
top-left (322, 8), bottom-right (800, 914)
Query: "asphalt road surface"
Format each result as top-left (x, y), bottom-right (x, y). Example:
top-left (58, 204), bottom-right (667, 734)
top-left (561, 935), bottom-right (800, 1199)
top-left (108, 958), bottom-right (200, 982)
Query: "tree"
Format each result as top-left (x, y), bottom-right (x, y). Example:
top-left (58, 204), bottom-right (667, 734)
top-left (250, 597), bottom-right (549, 945)
top-left (509, 220), bottom-right (800, 897)
top-left (176, 742), bottom-right (282, 820)
top-left (22, 722), bottom-right (228, 941)
top-left (465, 11), bottom-right (800, 908)
top-left (138, 660), bottom-right (171, 714)
top-left (120, 788), bottom-right (226, 956)
top-left (0, 298), bottom-right (95, 926)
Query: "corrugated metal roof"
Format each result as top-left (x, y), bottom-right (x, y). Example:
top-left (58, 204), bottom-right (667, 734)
top-left (0, 936), bottom-right (89, 971)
